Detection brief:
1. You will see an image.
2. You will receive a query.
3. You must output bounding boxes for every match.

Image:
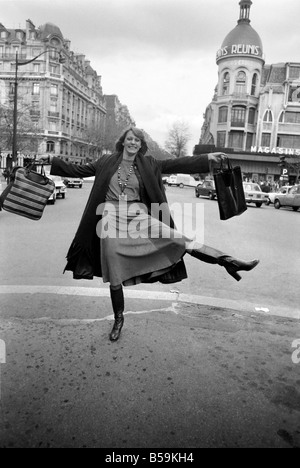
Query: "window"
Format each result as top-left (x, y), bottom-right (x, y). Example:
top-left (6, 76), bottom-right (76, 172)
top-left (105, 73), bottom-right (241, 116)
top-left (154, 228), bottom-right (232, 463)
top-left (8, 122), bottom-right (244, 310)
top-left (277, 134), bottom-right (300, 148)
top-left (228, 131), bottom-right (244, 149)
top-left (49, 121), bottom-right (56, 132)
top-left (50, 65), bottom-right (58, 74)
top-left (279, 111), bottom-right (300, 124)
top-left (217, 131), bottom-right (226, 148)
top-left (289, 67), bottom-right (300, 79)
top-left (235, 71), bottom-right (246, 95)
top-left (248, 108), bottom-right (255, 125)
top-left (246, 133), bottom-right (253, 150)
top-left (231, 106), bottom-right (246, 127)
top-left (46, 141), bottom-right (55, 152)
top-left (251, 73), bottom-right (258, 96)
top-left (222, 72), bottom-right (230, 95)
top-left (32, 83), bottom-right (40, 95)
top-left (263, 110), bottom-right (273, 123)
top-left (50, 84), bottom-right (58, 96)
top-left (50, 102), bottom-right (58, 113)
top-left (261, 133), bottom-right (271, 147)
top-left (33, 63), bottom-right (40, 73)
top-left (218, 106), bottom-right (228, 123)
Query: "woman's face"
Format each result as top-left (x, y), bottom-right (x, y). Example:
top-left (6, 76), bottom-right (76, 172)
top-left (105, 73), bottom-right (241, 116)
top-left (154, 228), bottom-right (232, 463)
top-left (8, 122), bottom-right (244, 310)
top-left (123, 130), bottom-right (142, 157)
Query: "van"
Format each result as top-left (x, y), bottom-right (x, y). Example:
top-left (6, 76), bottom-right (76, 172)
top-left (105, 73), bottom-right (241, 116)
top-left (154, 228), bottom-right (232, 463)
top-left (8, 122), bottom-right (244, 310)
top-left (167, 174), bottom-right (198, 188)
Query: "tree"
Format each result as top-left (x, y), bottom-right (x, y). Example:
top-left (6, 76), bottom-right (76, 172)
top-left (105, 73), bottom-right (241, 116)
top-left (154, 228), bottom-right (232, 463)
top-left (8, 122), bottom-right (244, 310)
top-left (164, 120), bottom-right (192, 158)
top-left (83, 121), bottom-right (105, 162)
top-left (0, 98), bottom-right (42, 157)
top-left (142, 129), bottom-right (174, 160)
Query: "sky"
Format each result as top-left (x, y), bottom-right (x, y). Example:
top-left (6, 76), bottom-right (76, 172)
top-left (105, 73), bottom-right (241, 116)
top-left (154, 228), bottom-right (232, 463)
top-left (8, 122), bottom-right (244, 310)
top-left (1, 0), bottom-right (300, 154)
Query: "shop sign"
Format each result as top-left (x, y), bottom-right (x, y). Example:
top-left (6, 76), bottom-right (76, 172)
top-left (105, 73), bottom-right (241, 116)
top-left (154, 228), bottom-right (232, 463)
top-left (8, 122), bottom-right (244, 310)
top-left (216, 44), bottom-right (262, 60)
top-left (251, 146), bottom-right (300, 156)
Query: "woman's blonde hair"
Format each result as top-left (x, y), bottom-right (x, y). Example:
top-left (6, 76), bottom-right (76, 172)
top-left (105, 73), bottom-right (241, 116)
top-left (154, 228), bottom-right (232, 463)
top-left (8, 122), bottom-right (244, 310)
top-left (115, 126), bottom-right (148, 156)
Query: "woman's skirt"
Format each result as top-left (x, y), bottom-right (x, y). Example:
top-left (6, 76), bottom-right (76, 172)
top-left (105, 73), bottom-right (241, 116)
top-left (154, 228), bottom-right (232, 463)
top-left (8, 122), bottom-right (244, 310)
top-left (98, 201), bottom-right (191, 286)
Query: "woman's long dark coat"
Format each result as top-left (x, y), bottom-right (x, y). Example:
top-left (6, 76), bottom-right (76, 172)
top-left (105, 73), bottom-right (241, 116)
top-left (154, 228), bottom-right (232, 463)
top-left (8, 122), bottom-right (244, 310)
top-left (51, 152), bottom-right (210, 284)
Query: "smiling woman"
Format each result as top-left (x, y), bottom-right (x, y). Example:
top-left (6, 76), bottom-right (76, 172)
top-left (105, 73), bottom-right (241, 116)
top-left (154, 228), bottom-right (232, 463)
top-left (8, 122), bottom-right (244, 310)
top-left (37, 126), bottom-right (260, 342)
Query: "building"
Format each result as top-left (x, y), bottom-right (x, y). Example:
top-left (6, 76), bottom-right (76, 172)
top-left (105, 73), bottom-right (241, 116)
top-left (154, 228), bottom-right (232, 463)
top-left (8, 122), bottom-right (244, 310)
top-left (0, 20), bottom-right (106, 168)
top-left (196, 0), bottom-right (300, 185)
top-left (104, 94), bottom-right (135, 154)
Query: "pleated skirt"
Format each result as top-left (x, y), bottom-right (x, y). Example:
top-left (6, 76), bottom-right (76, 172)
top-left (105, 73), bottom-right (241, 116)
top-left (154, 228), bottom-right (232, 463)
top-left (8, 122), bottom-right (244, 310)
top-left (98, 201), bottom-right (190, 286)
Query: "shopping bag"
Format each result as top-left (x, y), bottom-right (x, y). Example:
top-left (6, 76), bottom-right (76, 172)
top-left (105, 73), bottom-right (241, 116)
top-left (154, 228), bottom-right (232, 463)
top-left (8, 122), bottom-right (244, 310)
top-left (0, 164), bottom-right (55, 220)
top-left (213, 159), bottom-right (247, 220)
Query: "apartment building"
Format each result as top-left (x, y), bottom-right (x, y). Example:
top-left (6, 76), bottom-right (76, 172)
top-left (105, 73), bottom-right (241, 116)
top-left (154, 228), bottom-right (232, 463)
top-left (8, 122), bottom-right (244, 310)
top-left (197, 0), bottom-right (300, 184)
top-left (0, 20), bottom-right (106, 168)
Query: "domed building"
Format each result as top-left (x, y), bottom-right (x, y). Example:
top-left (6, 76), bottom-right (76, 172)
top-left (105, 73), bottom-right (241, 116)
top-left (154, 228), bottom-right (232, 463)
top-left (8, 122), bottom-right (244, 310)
top-left (197, 0), bottom-right (300, 185)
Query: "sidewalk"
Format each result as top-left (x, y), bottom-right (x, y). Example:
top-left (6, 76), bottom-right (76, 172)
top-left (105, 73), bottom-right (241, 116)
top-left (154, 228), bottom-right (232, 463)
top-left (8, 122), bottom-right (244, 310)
top-left (0, 289), bottom-right (299, 448)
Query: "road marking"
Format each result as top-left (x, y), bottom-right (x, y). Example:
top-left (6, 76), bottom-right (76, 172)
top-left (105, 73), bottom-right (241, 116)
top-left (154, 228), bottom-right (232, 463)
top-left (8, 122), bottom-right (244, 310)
top-left (0, 285), bottom-right (298, 319)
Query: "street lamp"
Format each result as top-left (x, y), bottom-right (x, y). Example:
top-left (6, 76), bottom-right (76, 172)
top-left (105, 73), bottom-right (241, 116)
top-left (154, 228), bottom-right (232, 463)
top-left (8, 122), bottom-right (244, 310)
top-left (12, 47), bottom-right (66, 165)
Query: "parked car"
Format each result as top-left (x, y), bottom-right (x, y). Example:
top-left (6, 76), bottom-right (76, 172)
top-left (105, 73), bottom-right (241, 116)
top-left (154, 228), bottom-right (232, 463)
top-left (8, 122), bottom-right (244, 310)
top-left (243, 182), bottom-right (268, 207)
top-left (274, 185), bottom-right (300, 211)
top-left (64, 177), bottom-right (83, 188)
top-left (266, 186), bottom-right (292, 205)
top-left (195, 179), bottom-right (216, 200)
top-left (46, 174), bottom-right (67, 202)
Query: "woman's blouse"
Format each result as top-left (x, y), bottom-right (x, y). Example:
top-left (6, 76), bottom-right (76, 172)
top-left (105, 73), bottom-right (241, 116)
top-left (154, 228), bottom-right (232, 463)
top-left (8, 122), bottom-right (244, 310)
top-left (105, 159), bottom-right (141, 202)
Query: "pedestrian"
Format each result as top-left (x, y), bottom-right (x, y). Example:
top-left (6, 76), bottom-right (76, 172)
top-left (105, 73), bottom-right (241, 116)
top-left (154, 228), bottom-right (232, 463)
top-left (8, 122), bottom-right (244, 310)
top-left (39, 127), bottom-right (259, 342)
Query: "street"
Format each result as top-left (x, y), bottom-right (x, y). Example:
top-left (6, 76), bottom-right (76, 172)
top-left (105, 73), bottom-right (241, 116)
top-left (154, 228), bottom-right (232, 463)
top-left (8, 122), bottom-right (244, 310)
top-left (1, 182), bottom-right (299, 316)
top-left (0, 181), bottom-right (300, 448)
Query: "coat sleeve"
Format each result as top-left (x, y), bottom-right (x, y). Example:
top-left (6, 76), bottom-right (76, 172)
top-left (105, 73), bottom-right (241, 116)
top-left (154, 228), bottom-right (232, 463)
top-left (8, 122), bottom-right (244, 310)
top-left (50, 157), bottom-right (97, 178)
top-left (157, 154), bottom-right (210, 175)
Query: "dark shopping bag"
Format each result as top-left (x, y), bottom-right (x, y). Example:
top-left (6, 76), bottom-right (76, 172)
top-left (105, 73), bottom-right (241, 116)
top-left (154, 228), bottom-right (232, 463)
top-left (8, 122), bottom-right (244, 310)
top-left (0, 163), bottom-right (55, 220)
top-left (213, 159), bottom-right (247, 221)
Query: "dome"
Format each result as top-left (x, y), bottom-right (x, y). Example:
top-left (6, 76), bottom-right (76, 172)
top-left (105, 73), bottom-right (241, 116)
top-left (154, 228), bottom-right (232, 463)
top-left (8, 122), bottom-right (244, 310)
top-left (38, 22), bottom-right (63, 40)
top-left (216, 1), bottom-right (264, 63)
top-left (221, 23), bottom-right (262, 52)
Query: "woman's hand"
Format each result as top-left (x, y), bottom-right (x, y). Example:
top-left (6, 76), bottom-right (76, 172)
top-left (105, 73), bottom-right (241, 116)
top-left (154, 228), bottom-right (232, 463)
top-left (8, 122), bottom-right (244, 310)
top-left (38, 155), bottom-right (53, 165)
top-left (207, 152), bottom-right (228, 166)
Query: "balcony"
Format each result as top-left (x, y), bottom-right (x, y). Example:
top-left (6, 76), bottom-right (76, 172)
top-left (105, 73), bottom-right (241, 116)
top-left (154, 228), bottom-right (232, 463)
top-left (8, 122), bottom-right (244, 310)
top-left (48, 111), bottom-right (60, 118)
top-left (30, 110), bottom-right (41, 117)
top-left (231, 121), bottom-right (245, 128)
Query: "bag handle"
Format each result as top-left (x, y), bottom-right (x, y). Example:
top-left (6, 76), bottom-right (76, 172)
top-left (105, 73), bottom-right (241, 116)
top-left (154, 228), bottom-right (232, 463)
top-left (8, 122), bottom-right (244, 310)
top-left (25, 159), bottom-right (47, 177)
top-left (219, 157), bottom-right (232, 172)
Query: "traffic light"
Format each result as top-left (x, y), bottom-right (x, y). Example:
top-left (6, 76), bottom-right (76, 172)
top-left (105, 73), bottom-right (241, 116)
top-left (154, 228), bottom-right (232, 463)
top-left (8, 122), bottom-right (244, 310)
top-left (278, 155), bottom-right (286, 167)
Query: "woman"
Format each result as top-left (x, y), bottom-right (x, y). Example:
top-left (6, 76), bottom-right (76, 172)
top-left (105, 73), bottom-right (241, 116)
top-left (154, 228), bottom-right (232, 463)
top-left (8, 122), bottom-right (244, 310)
top-left (40, 127), bottom-right (259, 342)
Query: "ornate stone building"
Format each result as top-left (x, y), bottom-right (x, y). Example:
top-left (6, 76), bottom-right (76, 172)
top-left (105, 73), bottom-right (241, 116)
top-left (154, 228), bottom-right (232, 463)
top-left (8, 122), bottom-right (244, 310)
top-left (0, 20), bottom-right (106, 168)
top-left (197, 0), bottom-right (300, 184)
top-left (104, 94), bottom-right (135, 154)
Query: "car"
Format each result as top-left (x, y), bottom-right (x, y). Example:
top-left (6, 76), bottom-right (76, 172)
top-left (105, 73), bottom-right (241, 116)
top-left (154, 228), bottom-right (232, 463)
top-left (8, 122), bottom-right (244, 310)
top-left (64, 177), bottom-right (83, 188)
top-left (46, 174), bottom-right (67, 202)
top-left (274, 185), bottom-right (300, 211)
top-left (243, 182), bottom-right (268, 207)
top-left (266, 186), bottom-right (292, 205)
top-left (195, 179), bottom-right (217, 200)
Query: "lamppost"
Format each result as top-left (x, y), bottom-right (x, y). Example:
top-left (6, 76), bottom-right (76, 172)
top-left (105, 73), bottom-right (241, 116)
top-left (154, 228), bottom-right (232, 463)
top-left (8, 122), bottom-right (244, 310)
top-left (12, 47), bottom-right (66, 165)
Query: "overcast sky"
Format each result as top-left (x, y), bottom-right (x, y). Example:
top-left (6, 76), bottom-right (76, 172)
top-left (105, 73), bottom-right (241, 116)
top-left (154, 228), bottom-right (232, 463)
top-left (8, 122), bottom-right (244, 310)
top-left (1, 0), bottom-right (299, 153)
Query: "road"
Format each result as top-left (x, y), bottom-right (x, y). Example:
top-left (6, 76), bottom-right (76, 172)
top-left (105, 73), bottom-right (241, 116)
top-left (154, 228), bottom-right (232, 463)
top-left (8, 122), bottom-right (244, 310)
top-left (0, 182), bottom-right (299, 317)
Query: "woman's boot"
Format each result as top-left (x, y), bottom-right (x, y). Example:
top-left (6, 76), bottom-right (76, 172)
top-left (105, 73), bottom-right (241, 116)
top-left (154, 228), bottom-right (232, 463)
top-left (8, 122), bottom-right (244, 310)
top-left (109, 285), bottom-right (124, 341)
top-left (186, 244), bottom-right (259, 282)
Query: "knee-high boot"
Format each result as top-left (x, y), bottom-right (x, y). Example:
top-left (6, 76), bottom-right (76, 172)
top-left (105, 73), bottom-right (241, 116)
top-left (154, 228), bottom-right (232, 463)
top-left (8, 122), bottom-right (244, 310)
top-left (186, 243), bottom-right (259, 282)
top-left (109, 285), bottom-right (124, 341)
